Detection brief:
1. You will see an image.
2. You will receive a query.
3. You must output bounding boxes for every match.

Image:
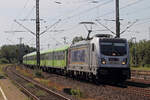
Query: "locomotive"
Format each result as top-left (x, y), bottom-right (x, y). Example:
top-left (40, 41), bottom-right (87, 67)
top-left (23, 34), bottom-right (130, 82)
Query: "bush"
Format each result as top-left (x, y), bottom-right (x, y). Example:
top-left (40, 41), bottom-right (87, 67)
top-left (71, 89), bottom-right (83, 97)
top-left (143, 64), bottom-right (150, 67)
top-left (0, 58), bottom-right (9, 64)
top-left (129, 40), bottom-right (150, 67)
top-left (63, 88), bottom-right (83, 98)
top-left (34, 70), bottom-right (43, 78)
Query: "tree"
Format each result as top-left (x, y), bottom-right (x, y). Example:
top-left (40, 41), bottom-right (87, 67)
top-left (129, 39), bottom-right (150, 67)
top-left (72, 36), bottom-right (84, 44)
top-left (0, 44), bottom-right (36, 63)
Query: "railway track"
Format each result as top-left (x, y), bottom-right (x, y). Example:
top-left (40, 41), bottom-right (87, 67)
top-left (106, 79), bottom-right (150, 99)
top-left (4, 65), bottom-right (71, 100)
top-left (4, 65), bottom-right (150, 100)
top-left (127, 78), bottom-right (150, 97)
top-left (132, 70), bottom-right (150, 75)
top-left (131, 70), bottom-right (150, 80)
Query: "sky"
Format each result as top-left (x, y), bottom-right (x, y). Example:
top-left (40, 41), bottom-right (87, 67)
top-left (0, 0), bottom-right (150, 50)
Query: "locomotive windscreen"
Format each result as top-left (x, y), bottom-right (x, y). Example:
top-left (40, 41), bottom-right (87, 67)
top-left (100, 40), bottom-right (127, 56)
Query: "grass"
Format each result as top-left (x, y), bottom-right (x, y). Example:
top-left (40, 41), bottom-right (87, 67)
top-left (40, 79), bottom-right (50, 86)
top-left (34, 78), bottom-right (65, 91)
top-left (0, 64), bottom-right (11, 77)
top-left (39, 79), bottom-right (50, 86)
top-left (16, 66), bottom-right (33, 78)
top-left (25, 97), bottom-right (32, 100)
top-left (0, 92), bottom-right (2, 97)
top-left (35, 90), bottom-right (47, 97)
top-left (131, 66), bottom-right (150, 71)
top-left (0, 64), bottom-right (6, 74)
top-left (34, 78), bottom-right (51, 86)
top-left (25, 83), bottom-right (35, 88)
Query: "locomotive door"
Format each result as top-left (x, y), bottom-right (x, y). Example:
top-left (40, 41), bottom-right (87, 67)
top-left (90, 43), bottom-right (97, 73)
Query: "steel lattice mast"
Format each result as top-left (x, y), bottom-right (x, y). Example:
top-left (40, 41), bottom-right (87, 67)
top-left (115, 0), bottom-right (120, 38)
top-left (36, 0), bottom-right (40, 67)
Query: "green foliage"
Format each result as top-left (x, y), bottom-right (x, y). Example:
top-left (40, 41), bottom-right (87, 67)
top-left (0, 44), bottom-right (36, 63)
top-left (129, 40), bottom-right (150, 67)
top-left (0, 58), bottom-right (9, 64)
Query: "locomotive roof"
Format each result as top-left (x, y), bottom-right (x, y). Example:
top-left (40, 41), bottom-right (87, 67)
top-left (23, 45), bottom-right (69, 57)
top-left (71, 40), bottom-right (90, 47)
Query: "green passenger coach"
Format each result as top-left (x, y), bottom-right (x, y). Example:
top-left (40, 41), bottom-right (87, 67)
top-left (23, 46), bottom-right (69, 69)
top-left (23, 52), bottom-right (36, 65)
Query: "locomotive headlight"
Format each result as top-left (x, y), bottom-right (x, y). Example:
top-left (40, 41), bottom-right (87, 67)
top-left (101, 58), bottom-right (106, 64)
top-left (122, 58), bottom-right (127, 65)
top-left (122, 61), bottom-right (126, 65)
top-left (102, 61), bottom-right (106, 64)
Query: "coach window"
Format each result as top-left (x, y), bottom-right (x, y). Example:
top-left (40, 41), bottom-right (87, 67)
top-left (56, 52), bottom-right (58, 60)
top-left (92, 43), bottom-right (95, 51)
top-left (54, 52), bottom-right (56, 60)
top-left (59, 52), bottom-right (61, 60)
top-left (50, 53), bottom-right (52, 60)
top-left (29, 56), bottom-right (31, 60)
top-left (44, 54), bottom-right (47, 60)
top-left (55, 52), bottom-right (57, 60)
top-left (46, 54), bottom-right (48, 59)
top-left (59, 52), bottom-right (62, 60)
top-left (41, 54), bottom-right (43, 60)
top-left (45, 54), bottom-right (47, 59)
top-left (62, 51), bottom-right (65, 60)
top-left (48, 53), bottom-right (51, 60)
top-left (61, 51), bottom-right (64, 60)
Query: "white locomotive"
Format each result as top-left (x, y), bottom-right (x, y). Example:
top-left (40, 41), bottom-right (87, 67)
top-left (68, 34), bottom-right (130, 81)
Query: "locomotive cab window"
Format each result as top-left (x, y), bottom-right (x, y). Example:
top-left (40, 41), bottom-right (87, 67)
top-left (100, 41), bottom-right (127, 56)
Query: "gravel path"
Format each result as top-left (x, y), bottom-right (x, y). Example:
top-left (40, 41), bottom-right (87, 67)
top-left (0, 78), bottom-right (29, 100)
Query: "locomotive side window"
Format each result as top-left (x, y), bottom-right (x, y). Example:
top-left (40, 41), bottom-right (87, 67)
top-left (71, 48), bottom-right (85, 62)
top-left (92, 43), bottom-right (94, 51)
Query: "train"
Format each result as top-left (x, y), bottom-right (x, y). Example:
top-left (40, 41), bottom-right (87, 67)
top-left (23, 34), bottom-right (131, 82)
